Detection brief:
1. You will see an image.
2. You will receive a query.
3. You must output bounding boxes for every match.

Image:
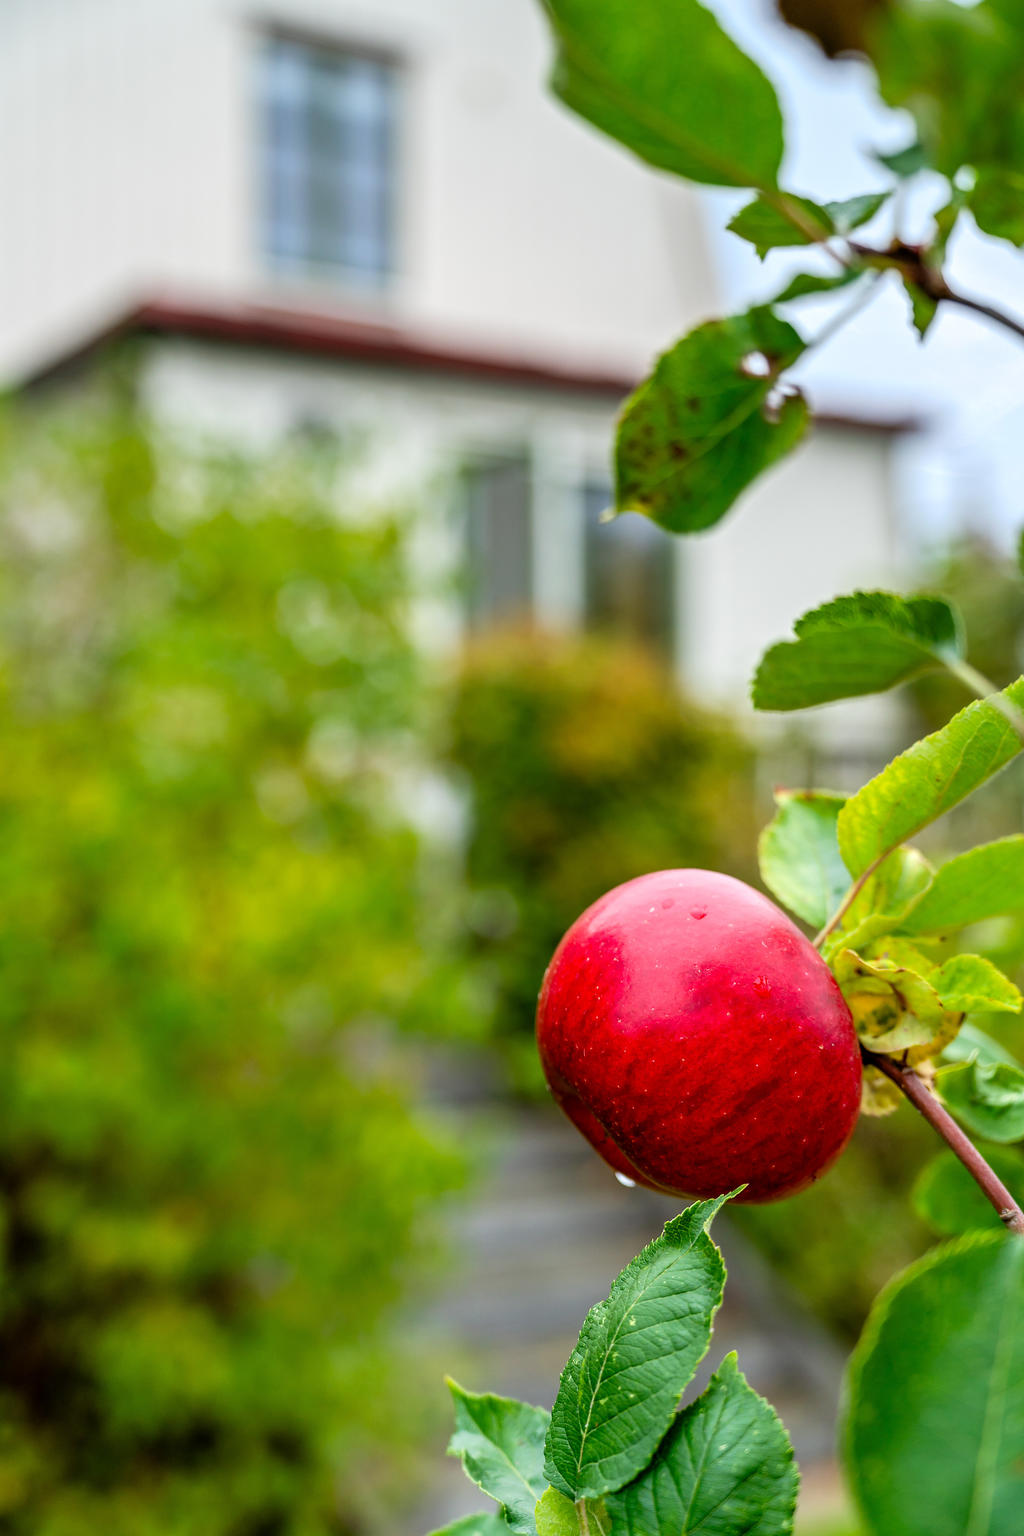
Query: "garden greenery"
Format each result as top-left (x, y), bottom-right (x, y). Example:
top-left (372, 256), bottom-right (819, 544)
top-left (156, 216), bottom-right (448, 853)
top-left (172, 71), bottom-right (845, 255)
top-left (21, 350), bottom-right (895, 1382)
top-left (0, 409), bottom-right (480, 1535)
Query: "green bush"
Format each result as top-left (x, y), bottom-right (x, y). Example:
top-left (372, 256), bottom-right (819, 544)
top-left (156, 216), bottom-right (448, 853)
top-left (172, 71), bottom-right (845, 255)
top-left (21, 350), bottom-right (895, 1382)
top-left (0, 409), bottom-right (478, 1535)
top-left (445, 627), bottom-right (758, 1090)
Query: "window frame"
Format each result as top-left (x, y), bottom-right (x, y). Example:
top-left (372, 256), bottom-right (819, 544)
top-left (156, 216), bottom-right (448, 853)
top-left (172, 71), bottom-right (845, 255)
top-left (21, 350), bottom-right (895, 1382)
top-left (459, 444), bottom-right (536, 631)
top-left (252, 20), bottom-right (405, 296)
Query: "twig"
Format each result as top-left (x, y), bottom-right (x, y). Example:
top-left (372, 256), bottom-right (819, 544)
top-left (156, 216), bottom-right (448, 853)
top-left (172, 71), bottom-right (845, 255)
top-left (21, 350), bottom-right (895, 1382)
top-left (808, 271), bottom-right (884, 352)
top-left (813, 852), bottom-right (886, 949)
top-left (762, 200), bottom-right (1024, 346)
top-left (865, 1049), bottom-right (1024, 1236)
top-left (936, 285), bottom-right (1024, 345)
top-left (576, 1498), bottom-right (591, 1536)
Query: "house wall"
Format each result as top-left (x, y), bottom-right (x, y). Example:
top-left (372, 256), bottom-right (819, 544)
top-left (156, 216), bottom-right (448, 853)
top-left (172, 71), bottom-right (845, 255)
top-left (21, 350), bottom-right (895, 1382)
top-left (0, 0), bottom-right (912, 762)
top-left (0, 0), bottom-right (715, 382)
top-left (139, 333), bottom-right (909, 758)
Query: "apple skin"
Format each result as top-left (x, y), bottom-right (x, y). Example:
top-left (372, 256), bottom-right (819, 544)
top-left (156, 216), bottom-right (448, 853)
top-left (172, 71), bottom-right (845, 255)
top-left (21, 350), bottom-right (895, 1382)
top-left (536, 869), bottom-right (862, 1203)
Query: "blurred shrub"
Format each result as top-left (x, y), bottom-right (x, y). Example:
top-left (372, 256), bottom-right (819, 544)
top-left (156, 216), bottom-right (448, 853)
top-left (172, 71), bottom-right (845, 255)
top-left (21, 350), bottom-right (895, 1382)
top-left (0, 408), bottom-right (480, 1535)
top-left (445, 628), bottom-right (757, 1089)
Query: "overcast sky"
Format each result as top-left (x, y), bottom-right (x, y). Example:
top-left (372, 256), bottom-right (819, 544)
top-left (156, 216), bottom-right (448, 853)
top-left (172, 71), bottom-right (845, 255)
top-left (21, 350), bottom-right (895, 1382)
top-left (703, 0), bottom-right (1024, 552)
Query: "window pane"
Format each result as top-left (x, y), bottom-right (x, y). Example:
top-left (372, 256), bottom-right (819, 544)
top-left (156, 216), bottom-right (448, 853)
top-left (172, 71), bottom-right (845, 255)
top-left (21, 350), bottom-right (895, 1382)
top-left (463, 454), bottom-right (533, 628)
top-left (260, 38), bottom-right (396, 281)
top-left (583, 482), bottom-right (674, 656)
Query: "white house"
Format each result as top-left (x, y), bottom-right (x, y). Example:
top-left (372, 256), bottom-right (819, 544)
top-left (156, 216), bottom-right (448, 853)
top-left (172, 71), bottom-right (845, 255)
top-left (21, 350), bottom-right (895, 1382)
top-left (0, 0), bottom-right (916, 767)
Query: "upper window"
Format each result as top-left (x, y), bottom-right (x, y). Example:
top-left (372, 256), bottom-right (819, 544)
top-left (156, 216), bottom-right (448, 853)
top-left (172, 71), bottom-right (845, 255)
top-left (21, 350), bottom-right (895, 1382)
top-left (259, 35), bottom-right (397, 285)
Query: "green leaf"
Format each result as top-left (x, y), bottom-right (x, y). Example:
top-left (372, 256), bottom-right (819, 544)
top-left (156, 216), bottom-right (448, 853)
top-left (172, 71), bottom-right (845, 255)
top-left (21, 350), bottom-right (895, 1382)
top-left (873, 2), bottom-right (1009, 180)
top-left (837, 846), bottom-right (935, 953)
top-left (728, 191), bottom-right (889, 258)
top-left (935, 1057), bottom-right (1024, 1143)
top-left (931, 954), bottom-right (1022, 1016)
top-left (615, 309), bottom-right (807, 534)
top-left (447, 1381), bottom-right (550, 1535)
top-left (903, 836), bottom-right (1024, 933)
top-left (875, 141), bottom-right (929, 177)
top-left (539, 0), bottom-right (784, 189)
top-left (728, 194), bottom-right (833, 257)
top-left (534, 1491), bottom-right (609, 1536)
top-left (835, 942), bottom-right (948, 1053)
top-left (757, 789), bottom-right (849, 929)
top-left (543, 1194), bottom-right (731, 1500)
top-left (837, 677), bottom-right (1024, 878)
top-left (906, 281), bottom-right (939, 339)
top-left (426, 1517), bottom-right (511, 1536)
top-left (933, 188), bottom-right (966, 260)
top-left (752, 590), bottom-right (964, 711)
top-left (874, 0), bottom-right (1024, 255)
top-left (824, 190), bottom-right (891, 232)
top-left (771, 269), bottom-right (859, 303)
top-left (604, 1354), bottom-right (798, 1536)
top-left (845, 1231), bottom-right (1024, 1535)
top-left (943, 1020), bottom-right (1022, 1070)
top-left (534, 1490), bottom-right (578, 1536)
top-left (913, 1147), bottom-right (1024, 1236)
top-left (970, 166), bottom-right (1024, 246)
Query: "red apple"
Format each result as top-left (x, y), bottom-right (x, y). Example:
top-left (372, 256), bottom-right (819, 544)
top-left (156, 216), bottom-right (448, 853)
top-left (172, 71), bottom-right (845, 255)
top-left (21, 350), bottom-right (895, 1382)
top-left (536, 869), bottom-right (861, 1203)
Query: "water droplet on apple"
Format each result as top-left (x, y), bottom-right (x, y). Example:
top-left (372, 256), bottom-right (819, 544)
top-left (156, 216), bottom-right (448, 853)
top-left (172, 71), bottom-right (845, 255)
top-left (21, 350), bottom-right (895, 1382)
top-left (753, 976), bottom-right (771, 998)
top-left (690, 906), bottom-right (707, 920)
top-left (614, 1172), bottom-right (636, 1188)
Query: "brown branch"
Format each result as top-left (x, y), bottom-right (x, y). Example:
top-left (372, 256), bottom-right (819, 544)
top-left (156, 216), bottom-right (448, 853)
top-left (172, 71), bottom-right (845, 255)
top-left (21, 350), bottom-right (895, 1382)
top-left (865, 1049), bottom-right (1024, 1236)
top-left (934, 284), bottom-right (1024, 344)
top-left (847, 239), bottom-right (1024, 345)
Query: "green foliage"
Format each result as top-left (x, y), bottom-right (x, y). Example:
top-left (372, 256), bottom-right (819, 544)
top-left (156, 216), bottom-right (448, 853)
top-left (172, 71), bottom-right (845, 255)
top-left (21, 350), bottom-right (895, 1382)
top-left (910, 540), bottom-right (1024, 737)
top-left (872, 0), bottom-right (1024, 246)
top-left (913, 1146), bottom-right (1024, 1234)
top-left (728, 195), bottom-right (833, 256)
top-left (752, 591), bottom-right (965, 711)
top-left (771, 270), bottom-right (861, 303)
top-left (901, 836), bottom-right (1024, 931)
top-left (536, 0), bottom-right (1024, 531)
top-left (944, 1021), bottom-right (1023, 1069)
top-left (728, 191), bottom-right (889, 258)
top-left (544, 1195), bottom-right (730, 1500)
top-left (603, 1355), bottom-right (798, 1536)
top-left (428, 1518), bottom-right (510, 1536)
top-left (534, 1489), bottom-right (590, 1536)
top-left (446, 628), bottom-right (756, 1088)
top-left (498, 9), bottom-right (1024, 1529)
top-left (844, 1232), bottom-right (1024, 1536)
top-left (440, 1201), bottom-right (796, 1536)
top-left (837, 678), bottom-right (1024, 878)
top-left (0, 408), bottom-right (478, 1534)
top-left (447, 1383), bottom-right (549, 1535)
top-left (538, 0), bottom-right (784, 188)
top-left (758, 790), bottom-right (849, 930)
top-left (615, 309), bottom-right (808, 534)
top-left (935, 1057), bottom-right (1024, 1142)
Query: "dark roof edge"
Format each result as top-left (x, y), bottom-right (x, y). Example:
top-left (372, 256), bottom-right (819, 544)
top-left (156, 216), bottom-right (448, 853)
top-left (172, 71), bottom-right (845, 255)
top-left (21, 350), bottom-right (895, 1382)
top-left (20, 295), bottom-right (923, 432)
